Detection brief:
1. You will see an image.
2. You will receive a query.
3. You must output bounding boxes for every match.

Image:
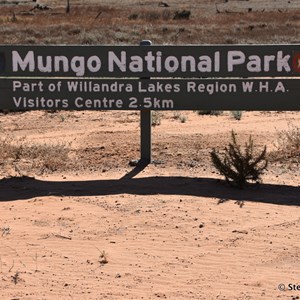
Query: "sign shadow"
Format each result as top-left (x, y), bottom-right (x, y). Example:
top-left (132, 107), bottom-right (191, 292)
top-left (0, 173), bottom-right (298, 206)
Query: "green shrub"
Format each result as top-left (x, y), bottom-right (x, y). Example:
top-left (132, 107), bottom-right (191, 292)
top-left (211, 131), bottom-right (268, 188)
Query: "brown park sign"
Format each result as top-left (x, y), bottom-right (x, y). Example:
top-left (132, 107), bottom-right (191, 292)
top-left (0, 44), bottom-right (299, 110)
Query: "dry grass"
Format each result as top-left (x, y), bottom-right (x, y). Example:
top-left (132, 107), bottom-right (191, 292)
top-left (270, 122), bottom-right (300, 163)
top-left (0, 2), bottom-right (299, 44)
top-left (97, 249), bottom-right (108, 265)
top-left (0, 135), bottom-right (70, 175)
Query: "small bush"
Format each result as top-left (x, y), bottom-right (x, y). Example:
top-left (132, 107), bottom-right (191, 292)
top-left (211, 131), bottom-right (268, 188)
top-left (173, 10), bottom-right (191, 20)
top-left (173, 111), bottom-right (187, 122)
top-left (197, 110), bottom-right (223, 116)
top-left (25, 142), bottom-right (70, 172)
top-left (128, 13), bottom-right (138, 20)
top-left (173, 111), bottom-right (181, 120)
top-left (98, 250), bottom-right (108, 265)
top-left (162, 10), bottom-right (172, 21)
top-left (231, 111), bottom-right (243, 120)
top-left (151, 111), bottom-right (162, 126)
top-left (179, 115), bottom-right (187, 123)
top-left (142, 11), bottom-right (161, 21)
top-left (272, 122), bottom-right (300, 162)
top-left (0, 135), bottom-right (25, 161)
top-left (68, 27), bottom-right (81, 35)
top-left (79, 31), bottom-right (101, 45)
top-left (11, 272), bottom-right (21, 285)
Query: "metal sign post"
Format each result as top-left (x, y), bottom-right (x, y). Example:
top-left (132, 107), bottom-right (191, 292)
top-left (140, 109), bottom-right (151, 164)
top-left (140, 40), bottom-right (152, 164)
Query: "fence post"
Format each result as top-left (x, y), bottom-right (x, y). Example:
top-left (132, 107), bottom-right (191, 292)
top-left (140, 40), bottom-right (152, 164)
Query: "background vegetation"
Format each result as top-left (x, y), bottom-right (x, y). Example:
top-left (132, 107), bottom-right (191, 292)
top-left (0, 0), bottom-right (300, 45)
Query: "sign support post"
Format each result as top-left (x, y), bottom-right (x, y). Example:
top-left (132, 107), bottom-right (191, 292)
top-left (140, 40), bottom-right (152, 164)
top-left (140, 109), bottom-right (151, 164)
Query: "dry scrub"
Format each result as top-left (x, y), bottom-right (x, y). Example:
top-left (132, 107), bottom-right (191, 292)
top-left (0, 2), bottom-right (299, 44)
top-left (0, 135), bottom-right (70, 176)
top-left (211, 131), bottom-right (268, 188)
top-left (270, 122), bottom-right (300, 163)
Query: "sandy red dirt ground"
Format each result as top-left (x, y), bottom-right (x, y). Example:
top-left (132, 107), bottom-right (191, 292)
top-left (0, 110), bottom-right (299, 299)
